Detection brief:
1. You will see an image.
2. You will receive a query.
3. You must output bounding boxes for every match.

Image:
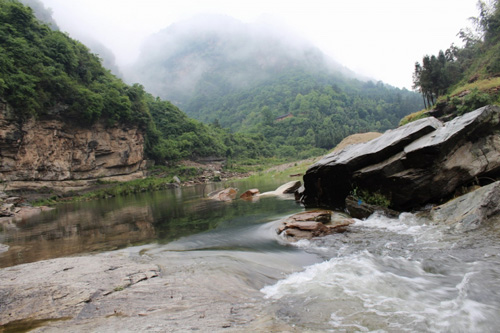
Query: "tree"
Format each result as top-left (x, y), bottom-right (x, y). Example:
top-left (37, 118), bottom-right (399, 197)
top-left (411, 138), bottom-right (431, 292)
top-left (261, 105), bottom-right (273, 126)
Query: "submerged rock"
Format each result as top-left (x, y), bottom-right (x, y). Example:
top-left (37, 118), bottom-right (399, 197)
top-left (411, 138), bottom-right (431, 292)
top-left (208, 187), bottom-right (238, 201)
top-left (301, 105), bottom-right (500, 211)
top-left (277, 210), bottom-right (354, 240)
top-left (259, 181), bottom-right (301, 197)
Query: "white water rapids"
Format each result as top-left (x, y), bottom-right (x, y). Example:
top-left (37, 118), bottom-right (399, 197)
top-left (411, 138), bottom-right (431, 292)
top-left (260, 212), bottom-right (500, 332)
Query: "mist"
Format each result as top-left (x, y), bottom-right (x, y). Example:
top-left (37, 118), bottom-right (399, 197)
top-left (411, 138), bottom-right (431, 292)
top-left (38, 0), bottom-right (478, 90)
top-left (121, 14), bottom-right (359, 105)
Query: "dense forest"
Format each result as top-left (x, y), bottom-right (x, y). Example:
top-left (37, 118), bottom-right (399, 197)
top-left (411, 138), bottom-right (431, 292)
top-left (412, 0), bottom-right (500, 113)
top-left (127, 15), bottom-right (424, 157)
top-left (0, 0), bottom-right (272, 164)
top-left (187, 70), bottom-right (421, 157)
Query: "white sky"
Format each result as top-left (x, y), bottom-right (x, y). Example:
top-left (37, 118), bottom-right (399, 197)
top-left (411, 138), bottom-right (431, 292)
top-left (39, 0), bottom-right (479, 89)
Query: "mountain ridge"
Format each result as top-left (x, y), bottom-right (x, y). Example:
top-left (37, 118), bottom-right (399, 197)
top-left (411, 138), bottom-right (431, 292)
top-left (124, 14), bottom-right (423, 156)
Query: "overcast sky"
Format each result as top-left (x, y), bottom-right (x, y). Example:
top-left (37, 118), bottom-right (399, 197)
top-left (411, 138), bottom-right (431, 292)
top-left (39, 0), bottom-right (479, 89)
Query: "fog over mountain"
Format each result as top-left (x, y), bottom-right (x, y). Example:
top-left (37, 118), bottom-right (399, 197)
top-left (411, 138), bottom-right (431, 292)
top-left (122, 14), bottom-right (358, 106)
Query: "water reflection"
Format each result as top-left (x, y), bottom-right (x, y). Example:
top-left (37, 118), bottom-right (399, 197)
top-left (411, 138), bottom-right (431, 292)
top-left (0, 176), bottom-right (303, 268)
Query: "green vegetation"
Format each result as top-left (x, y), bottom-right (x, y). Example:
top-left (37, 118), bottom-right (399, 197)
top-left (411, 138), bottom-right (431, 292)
top-left (399, 109), bottom-right (429, 127)
top-left (351, 187), bottom-right (391, 208)
top-left (144, 95), bottom-right (274, 163)
top-left (0, 0), bottom-right (280, 165)
top-left (129, 15), bottom-right (424, 158)
top-left (449, 76), bottom-right (500, 96)
top-left (0, 0), bottom-right (149, 125)
top-left (412, 0), bottom-right (500, 113)
top-left (450, 87), bottom-right (493, 114)
top-left (187, 71), bottom-right (422, 156)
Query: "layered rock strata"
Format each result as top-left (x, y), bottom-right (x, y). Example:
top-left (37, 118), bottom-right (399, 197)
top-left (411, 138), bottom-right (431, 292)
top-left (0, 101), bottom-right (146, 192)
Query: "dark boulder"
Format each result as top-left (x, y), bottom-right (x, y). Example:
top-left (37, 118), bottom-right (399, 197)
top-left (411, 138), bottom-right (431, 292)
top-left (301, 105), bottom-right (500, 211)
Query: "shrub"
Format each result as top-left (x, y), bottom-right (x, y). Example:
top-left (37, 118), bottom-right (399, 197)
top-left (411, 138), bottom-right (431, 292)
top-left (351, 187), bottom-right (391, 207)
top-left (453, 88), bottom-right (492, 114)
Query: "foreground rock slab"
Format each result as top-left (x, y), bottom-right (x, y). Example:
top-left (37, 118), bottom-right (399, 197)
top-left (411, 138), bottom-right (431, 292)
top-left (429, 181), bottom-right (500, 232)
top-left (277, 210), bottom-right (354, 240)
top-left (301, 105), bottom-right (500, 211)
top-left (0, 249), bottom-right (301, 332)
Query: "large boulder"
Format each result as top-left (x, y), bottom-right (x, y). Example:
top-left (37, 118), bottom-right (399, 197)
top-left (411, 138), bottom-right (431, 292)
top-left (300, 105), bottom-right (500, 211)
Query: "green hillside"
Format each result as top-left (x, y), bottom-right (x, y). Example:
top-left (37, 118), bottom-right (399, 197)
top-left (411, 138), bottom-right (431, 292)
top-left (127, 15), bottom-right (424, 156)
top-left (0, 0), bottom-right (273, 165)
top-left (0, 0), bottom-right (148, 125)
top-left (406, 0), bottom-right (500, 125)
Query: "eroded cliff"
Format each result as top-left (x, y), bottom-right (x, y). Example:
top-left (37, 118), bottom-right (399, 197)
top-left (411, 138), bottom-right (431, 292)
top-left (0, 100), bottom-right (146, 192)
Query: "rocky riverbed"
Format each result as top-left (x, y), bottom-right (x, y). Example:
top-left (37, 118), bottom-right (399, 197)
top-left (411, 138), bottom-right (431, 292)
top-left (0, 246), bottom-right (305, 332)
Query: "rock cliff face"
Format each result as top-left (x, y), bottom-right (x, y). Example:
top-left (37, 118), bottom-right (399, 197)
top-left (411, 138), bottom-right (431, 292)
top-left (0, 100), bottom-right (146, 192)
top-left (300, 105), bottom-right (500, 211)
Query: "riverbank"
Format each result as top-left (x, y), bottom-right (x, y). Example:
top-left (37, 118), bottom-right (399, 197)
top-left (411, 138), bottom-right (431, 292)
top-left (2, 183), bottom-right (500, 331)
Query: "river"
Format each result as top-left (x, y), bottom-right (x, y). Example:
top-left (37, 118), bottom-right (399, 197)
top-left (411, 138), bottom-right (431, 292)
top-left (1, 175), bottom-right (500, 332)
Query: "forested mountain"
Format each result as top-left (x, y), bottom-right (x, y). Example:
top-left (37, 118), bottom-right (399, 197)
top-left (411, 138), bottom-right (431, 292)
top-left (3, 0), bottom-right (424, 166)
top-left (125, 15), bottom-right (424, 155)
top-left (0, 0), bottom-right (270, 164)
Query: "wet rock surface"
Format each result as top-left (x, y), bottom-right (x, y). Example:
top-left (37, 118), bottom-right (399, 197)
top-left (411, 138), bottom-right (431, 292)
top-left (0, 191), bottom-right (53, 223)
top-left (429, 181), bottom-right (500, 232)
top-left (259, 181), bottom-right (301, 197)
top-left (277, 210), bottom-right (354, 240)
top-left (0, 249), bottom-right (299, 332)
top-left (301, 105), bottom-right (500, 211)
top-left (240, 189), bottom-right (260, 200)
top-left (208, 187), bottom-right (238, 201)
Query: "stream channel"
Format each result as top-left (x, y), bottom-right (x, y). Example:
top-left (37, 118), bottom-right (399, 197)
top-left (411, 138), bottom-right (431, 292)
top-left (1, 175), bottom-right (500, 331)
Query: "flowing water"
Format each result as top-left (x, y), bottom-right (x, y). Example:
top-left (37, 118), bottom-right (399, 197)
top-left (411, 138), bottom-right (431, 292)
top-left (1, 176), bottom-right (500, 331)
